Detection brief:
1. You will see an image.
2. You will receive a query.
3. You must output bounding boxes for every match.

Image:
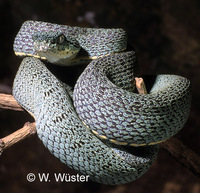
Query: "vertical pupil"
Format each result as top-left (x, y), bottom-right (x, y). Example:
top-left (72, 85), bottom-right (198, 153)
top-left (58, 35), bottom-right (64, 44)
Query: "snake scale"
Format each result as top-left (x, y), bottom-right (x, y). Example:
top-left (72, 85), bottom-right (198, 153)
top-left (12, 20), bottom-right (191, 185)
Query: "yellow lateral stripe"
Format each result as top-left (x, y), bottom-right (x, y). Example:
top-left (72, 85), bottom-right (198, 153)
top-left (148, 139), bottom-right (167, 145)
top-left (130, 139), bottom-right (168, 147)
top-left (15, 52), bottom-right (27, 56)
top-left (109, 139), bottom-right (128, 145)
top-left (15, 52), bottom-right (47, 60)
top-left (129, 143), bottom-right (147, 147)
top-left (98, 134), bottom-right (108, 140)
top-left (89, 127), bottom-right (168, 146)
top-left (15, 49), bottom-right (126, 62)
top-left (91, 130), bottom-right (99, 136)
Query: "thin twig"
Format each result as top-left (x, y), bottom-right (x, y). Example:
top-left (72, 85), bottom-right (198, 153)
top-left (135, 77), bottom-right (200, 178)
top-left (135, 77), bottom-right (147, 94)
top-left (0, 122), bottom-right (36, 155)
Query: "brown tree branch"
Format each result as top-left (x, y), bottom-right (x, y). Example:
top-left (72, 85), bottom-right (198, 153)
top-left (0, 93), bottom-right (23, 111)
top-left (135, 77), bottom-right (200, 178)
top-left (160, 137), bottom-right (200, 178)
top-left (0, 122), bottom-right (36, 155)
top-left (0, 93), bottom-right (36, 155)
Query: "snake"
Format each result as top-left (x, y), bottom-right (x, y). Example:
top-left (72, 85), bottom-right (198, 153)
top-left (12, 20), bottom-right (191, 185)
top-left (13, 20), bottom-right (127, 65)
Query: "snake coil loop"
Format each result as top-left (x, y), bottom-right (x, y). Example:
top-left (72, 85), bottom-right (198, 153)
top-left (12, 20), bottom-right (191, 185)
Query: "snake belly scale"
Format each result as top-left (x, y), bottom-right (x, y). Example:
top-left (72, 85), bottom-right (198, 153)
top-left (12, 20), bottom-right (191, 185)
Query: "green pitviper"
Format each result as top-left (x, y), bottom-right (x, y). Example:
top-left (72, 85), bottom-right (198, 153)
top-left (12, 20), bottom-right (191, 185)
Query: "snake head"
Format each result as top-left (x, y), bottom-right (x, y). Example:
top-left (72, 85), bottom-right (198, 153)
top-left (32, 31), bottom-right (80, 65)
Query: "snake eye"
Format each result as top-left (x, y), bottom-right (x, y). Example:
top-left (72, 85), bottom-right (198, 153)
top-left (57, 34), bottom-right (65, 44)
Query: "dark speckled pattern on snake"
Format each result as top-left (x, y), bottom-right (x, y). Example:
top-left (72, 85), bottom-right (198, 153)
top-left (13, 20), bottom-right (127, 65)
top-left (73, 54), bottom-right (191, 146)
top-left (12, 56), bottom-right (159, 185)
top-left (12, 20), bottom-right (191, 185)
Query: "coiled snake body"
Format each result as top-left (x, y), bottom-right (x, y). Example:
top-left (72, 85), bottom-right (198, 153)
top-left (13, 21), bottom-right (191, 185)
